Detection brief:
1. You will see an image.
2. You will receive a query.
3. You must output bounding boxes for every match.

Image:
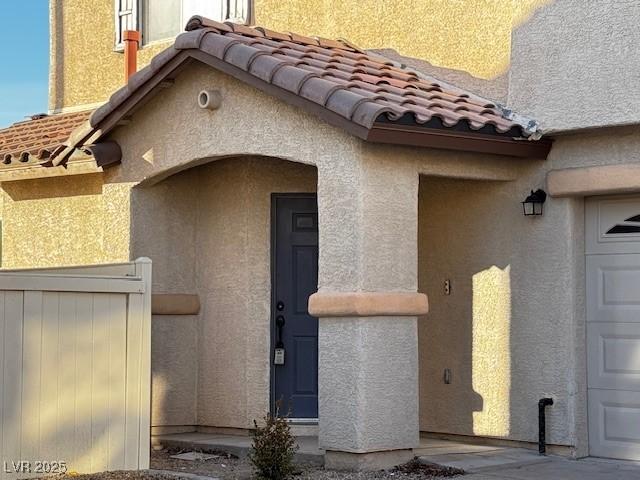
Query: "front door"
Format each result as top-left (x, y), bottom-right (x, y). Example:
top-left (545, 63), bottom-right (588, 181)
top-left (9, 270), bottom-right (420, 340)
top-left (272, 194), bottom-right (319, 419)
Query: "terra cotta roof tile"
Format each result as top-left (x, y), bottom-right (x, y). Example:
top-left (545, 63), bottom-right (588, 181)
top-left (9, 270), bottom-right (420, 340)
top-left (0, 111), bottom-right (91, 167)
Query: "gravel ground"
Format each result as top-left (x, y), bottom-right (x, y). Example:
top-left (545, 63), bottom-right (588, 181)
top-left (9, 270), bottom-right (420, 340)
top-left (34, 449), bottom-right (464, 480)
top-left (150, 448), bottom-right (463, 480)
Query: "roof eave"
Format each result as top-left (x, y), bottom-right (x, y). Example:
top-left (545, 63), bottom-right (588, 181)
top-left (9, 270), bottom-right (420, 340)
top-left (367, 123), bottom-right (553, 159)
top-left (70, 48), bottom-right (551, 161)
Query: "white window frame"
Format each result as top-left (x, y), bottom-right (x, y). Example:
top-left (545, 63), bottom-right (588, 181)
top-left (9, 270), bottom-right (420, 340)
top-left (115, 0), bottom-right (252, 50)
top-left (114, 0), bottom-right (139, 51)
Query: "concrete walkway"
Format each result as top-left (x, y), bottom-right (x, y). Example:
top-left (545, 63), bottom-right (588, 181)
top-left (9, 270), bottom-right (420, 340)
top-left (459, 456), bottom-right (640, 480)
top-left (415, 438), bottom-right (548, 472)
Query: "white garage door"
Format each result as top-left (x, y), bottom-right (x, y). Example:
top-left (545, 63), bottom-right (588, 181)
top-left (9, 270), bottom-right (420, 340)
top-left (586, 195), bottom-right (640, 460)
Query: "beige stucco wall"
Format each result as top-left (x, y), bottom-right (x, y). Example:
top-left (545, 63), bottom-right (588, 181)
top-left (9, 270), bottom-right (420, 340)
top-left (151, 314), bottom-right (198, 429)
top-left (49, 0), bottom-right (170, 112)
top-left (49, 0), bottom-right (549, 111)
top-left (0, 174), bottom-right (131, 268)
top-left (548, 126), bottom-right (640, 171)
top-left (509, 0), bottom-right (640, 131)
top-left (255, 0), bottom-right (549, 81)
top-left (418, 174), bottom-right (585, 451)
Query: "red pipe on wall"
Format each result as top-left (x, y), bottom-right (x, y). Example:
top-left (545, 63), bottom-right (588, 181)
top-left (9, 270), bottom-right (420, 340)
top-left (123, 30), bottom-right (141, 81)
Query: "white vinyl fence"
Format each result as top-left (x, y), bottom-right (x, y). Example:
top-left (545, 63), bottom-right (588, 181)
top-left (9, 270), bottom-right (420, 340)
top-left (0, 258), bottom-right (151, 479)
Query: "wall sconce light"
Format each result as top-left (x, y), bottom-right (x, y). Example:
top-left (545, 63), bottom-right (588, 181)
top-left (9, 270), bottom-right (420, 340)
top-left (522, 189), bottom-right (547, 216)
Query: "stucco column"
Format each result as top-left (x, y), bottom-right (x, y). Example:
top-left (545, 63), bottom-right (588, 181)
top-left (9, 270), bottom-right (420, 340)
top-left (310, 156), bottom-right (427, 470)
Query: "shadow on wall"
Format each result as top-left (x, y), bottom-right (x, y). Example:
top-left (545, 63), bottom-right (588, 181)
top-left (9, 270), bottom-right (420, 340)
top-left (1, 174), bottom-right (103, 201)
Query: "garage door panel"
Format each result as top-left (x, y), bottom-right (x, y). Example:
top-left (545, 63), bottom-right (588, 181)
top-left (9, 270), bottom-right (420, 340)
top-left (589, 389), bottom-right (640, 460)
top-left (588, 323), bottom-right (640, 390)
top-left (587, 255), bottom-right (640, 323)
top-left (587, 195), bottom-right (640, 461)
top-left (586, 196), bottom-right (640, 255)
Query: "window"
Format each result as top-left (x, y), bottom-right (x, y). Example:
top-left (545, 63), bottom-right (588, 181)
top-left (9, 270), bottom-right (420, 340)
top-left (115, 0), bottom-right (138, 48)
top-left (116, 0), bottom-right (251, 48)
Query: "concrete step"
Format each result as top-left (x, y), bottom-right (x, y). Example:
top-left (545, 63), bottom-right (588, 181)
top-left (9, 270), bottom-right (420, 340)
top-left (154, 433), bottom-right (325, 466)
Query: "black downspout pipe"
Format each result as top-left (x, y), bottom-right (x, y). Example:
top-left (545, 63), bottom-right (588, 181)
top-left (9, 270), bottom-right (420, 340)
top-left (538, 397), bottom-right (554, 455)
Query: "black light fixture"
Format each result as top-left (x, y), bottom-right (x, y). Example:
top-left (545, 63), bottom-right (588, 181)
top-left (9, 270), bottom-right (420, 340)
top-left (522, 189), bottom-right (547, 216)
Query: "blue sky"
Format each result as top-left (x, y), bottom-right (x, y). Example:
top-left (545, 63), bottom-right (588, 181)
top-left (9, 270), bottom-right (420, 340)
top-left (0, 0), bottom-right (49, 128)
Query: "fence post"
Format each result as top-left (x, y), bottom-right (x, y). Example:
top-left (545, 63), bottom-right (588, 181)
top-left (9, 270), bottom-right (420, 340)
top-left (134, 257), bottom-right (152, 469)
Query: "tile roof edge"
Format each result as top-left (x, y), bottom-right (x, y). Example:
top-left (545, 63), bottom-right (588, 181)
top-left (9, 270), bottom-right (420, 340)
top-left (0, 110), bottom-right (94, 170)
top-left (60, 21), bottom-right (547, 161)
top-left (365, 49), bottom-right (543, 139)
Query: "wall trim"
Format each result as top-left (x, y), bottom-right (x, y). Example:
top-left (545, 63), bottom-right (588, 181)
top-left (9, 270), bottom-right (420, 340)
top-left (547, 163), bottom-right (640, 197)
top-left (308, 291), bottom-right (428, 317)
top-left (151, 293), bottom-right (200, 315)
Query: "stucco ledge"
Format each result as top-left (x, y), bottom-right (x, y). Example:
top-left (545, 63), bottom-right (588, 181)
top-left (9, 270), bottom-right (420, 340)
top-left (152, 294), bottom-right (200, 315)
top-left (547, 163), bottom-right (640, 197)
top-left (308, 292), bottom-right (428, 317)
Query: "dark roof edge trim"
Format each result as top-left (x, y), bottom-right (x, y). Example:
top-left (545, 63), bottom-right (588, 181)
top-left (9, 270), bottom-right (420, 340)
top-left (81, 141), bottom-right (122, 168)
top-left (368, 124), bottom-right (553, 158)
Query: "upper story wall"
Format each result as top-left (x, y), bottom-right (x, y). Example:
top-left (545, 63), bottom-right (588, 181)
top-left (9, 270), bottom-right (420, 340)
top-left (508, 0), bottom-right (640, 132)
top-left (49, 0), bottom-right (548, 111)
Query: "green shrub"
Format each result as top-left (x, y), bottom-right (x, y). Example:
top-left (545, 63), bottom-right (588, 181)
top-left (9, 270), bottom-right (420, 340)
top-left (249, 402), bottom-right (298, 480)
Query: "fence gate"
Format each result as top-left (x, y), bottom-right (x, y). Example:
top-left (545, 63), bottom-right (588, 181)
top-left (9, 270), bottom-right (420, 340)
top-left (0, 258), bottom-right (151, 479)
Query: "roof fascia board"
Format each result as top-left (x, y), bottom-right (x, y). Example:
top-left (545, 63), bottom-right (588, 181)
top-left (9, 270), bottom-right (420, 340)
top-left (368, 124), bottom-right (552, 158)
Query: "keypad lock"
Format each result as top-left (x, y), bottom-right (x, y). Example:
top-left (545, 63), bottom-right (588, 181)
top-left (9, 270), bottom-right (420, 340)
top-left (274, 347), bottom-right (285, 365)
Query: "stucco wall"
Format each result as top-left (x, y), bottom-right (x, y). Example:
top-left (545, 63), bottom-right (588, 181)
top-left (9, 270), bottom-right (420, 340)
top-left (418, 174), bottom-right (584, 449)
top-left (0, 174), bottom-right (131, 268)
top-left (151, 314), bottom-right (198, 429)
top-left (548, 126), bottom-right (640, 171)
top-left (509, 0), bottom-right (640, 131)
top-left (255, 0), bottom-right (548, 81)
top-left (49, 0), bottom-right (170, 112)
top-left (49, 0), bottom-right (549, 111)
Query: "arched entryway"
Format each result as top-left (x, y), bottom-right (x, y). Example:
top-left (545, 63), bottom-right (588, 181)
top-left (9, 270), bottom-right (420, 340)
top-left (130, 155), bottom-right (318, 432)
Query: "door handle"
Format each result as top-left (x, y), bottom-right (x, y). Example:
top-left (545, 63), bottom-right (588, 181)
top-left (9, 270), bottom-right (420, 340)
top-left (276, 315), bottom-right (285, 348)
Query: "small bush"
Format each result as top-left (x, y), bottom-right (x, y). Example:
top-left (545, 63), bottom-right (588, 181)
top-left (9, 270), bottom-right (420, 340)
top-left (249, 402), bottom-right (298, 480)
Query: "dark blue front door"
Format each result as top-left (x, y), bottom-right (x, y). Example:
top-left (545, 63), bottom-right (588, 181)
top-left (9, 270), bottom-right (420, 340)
top-left (272, 194), bottom-right (318, 419)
